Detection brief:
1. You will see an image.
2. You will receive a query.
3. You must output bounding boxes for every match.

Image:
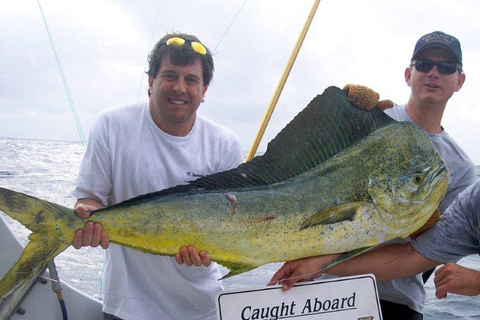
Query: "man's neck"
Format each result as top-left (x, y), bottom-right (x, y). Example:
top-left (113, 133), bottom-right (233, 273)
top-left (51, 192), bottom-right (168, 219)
top-left (157, 119), bottom-right (195, 137)
top-left (405, 98), bottom-right (445, 134)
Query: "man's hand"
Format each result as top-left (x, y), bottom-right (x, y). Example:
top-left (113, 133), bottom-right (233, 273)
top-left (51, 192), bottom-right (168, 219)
top-left (434, 263), bottom-right (480, 298)
top-left (72, 200), bottom-right (109, 249)
top-left (342, 84), bottom-right (394, 111)
top-left (267, 254), bottom-right (339, 291)
top-left (175, 246), bottom-right (211, 267)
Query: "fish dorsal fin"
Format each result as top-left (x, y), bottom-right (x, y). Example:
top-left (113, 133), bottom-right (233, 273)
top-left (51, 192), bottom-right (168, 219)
top-left (114, 86), bottom-right (396, 205)
top-left (189, 86), bottom-right (395, 190)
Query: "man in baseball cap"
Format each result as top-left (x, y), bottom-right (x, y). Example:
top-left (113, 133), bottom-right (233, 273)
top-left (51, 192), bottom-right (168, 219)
top-left (371, 30), bottom-right (473, 320)
top-left (270, 30), bottom-right (476, 320)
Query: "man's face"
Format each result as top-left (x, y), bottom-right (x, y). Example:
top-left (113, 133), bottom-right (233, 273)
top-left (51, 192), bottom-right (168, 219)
top-left (405, 48), bottom-right (465, 106)
top-left (148, 56), bottom-right (208, 136)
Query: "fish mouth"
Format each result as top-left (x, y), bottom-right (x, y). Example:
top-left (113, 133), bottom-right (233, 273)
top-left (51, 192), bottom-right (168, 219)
top-left (395, 164), bottom-right (448, 206)
top-left (387, 164), bottom-right (449, 231)
top-left (429, 165), bottom-right (449, 190)
top-left (417, 164), bottom-right (449, 207)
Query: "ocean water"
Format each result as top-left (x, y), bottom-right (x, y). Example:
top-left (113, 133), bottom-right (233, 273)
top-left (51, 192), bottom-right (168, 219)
top-left (0, 137), bottom-right (479, 319)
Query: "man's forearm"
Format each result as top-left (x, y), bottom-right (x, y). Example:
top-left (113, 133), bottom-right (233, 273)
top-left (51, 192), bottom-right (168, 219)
top-left (325, 243), bottom-right (440, 281)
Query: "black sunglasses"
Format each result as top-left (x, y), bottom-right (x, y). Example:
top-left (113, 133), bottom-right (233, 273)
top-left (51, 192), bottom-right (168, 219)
top-left (413, 59), bottom-right (460, 75)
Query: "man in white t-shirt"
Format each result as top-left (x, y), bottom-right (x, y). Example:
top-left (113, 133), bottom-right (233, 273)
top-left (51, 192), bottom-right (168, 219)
top-left (72, 32), bottom-right (243, 320)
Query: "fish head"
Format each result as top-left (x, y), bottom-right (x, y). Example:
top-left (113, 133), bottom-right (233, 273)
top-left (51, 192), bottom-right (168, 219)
top-left (366, 123), bottom-right (450, 236)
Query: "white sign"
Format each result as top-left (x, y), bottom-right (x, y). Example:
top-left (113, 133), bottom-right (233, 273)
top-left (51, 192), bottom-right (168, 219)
top-left (216, 274), bottom-right (381, 320)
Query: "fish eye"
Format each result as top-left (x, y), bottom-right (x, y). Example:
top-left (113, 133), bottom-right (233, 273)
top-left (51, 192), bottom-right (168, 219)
top-left (413, 175), bottom-right (423, 184)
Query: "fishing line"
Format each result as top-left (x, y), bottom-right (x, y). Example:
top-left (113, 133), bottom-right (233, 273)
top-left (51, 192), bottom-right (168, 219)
top-left (212, 0), bottom-right (249, 55)
top-left (37, 0), bottom-right (87, 149)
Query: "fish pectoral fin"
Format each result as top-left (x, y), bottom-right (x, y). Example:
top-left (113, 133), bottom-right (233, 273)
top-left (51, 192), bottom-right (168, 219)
top-left (216, 260), bottom-right (257, 279)
top-left (320, 246), bottom-right (375, 270)
top-left (301, 202), bottom-right (365, 230)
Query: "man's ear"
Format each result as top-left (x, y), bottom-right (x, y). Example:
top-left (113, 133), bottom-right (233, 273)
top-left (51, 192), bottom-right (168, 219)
top-left (404, 66), bottom-right (412, 87)
top-left (455, 72), bottom-right (466, 92)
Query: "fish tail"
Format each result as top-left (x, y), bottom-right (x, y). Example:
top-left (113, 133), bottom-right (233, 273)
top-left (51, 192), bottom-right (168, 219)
top-left (0, 187), bottom-right (75, 300)
top-left (0, 235), bottom-right (69, 300)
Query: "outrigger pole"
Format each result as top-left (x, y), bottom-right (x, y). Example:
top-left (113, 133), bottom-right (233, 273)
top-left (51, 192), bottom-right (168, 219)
top-left (244, 0), bottom-right (322, 162)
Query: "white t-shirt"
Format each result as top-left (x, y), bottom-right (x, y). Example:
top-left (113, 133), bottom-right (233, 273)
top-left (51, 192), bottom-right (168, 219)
top-left (74, 102), bottom-right (243, 320)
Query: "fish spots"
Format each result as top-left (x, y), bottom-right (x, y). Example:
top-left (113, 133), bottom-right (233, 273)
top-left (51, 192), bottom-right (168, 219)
top-left (35, 209), bottom-right (45, 225)
top-left (243, 216), bottom-right (276, 225)
top-left (3, 192), bottom-right (14, 210)
top-left (226, 193), bottom-right (237, 215)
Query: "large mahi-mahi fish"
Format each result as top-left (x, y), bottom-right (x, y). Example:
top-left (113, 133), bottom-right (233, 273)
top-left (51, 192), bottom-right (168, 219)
top-left (0, 86), bottom-right (448, 304)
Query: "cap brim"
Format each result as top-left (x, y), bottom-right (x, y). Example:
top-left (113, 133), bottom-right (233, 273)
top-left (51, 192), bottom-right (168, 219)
top-left (412, 44), bottom-right (461, 65)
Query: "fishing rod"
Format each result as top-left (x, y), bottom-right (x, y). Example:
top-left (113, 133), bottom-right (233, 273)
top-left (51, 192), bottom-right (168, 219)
top-left (244, 0), bottom-right (322, 162)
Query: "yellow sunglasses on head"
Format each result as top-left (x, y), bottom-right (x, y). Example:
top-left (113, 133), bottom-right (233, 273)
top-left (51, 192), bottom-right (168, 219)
top-left (165, 37), bottom-right (207, 55)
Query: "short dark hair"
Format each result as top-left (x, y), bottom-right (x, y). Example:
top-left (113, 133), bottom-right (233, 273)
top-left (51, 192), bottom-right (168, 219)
top-left (147, 32), bottom-right (214, 86)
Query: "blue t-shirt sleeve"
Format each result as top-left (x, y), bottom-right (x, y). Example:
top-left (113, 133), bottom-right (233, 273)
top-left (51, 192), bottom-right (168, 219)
top-left (411, 181), bottom-right (480, 262)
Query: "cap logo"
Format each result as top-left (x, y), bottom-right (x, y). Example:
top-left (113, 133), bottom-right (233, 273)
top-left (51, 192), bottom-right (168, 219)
top-left (422, 33), bottom-right (455, 47)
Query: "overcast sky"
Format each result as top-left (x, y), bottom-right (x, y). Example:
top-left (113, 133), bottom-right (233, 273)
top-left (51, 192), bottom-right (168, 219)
top-left (1, 0), bottom-right (479, 164)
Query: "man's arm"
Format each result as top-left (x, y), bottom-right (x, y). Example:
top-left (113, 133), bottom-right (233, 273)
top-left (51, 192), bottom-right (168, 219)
top-left (325, 243), bottom-right (440, 279)
top-left (270, 243), bottom-right (440, 291)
